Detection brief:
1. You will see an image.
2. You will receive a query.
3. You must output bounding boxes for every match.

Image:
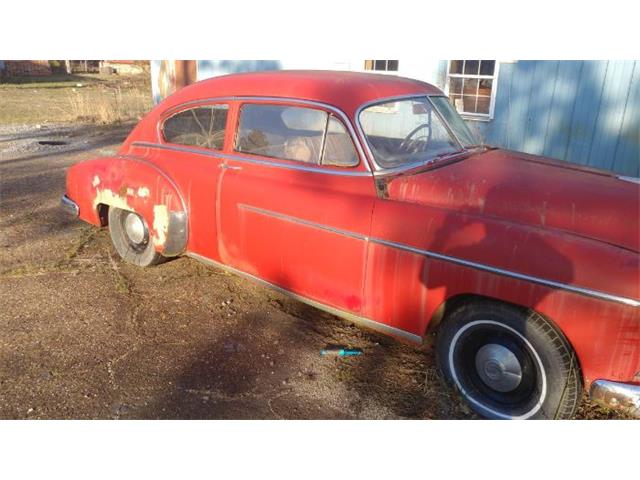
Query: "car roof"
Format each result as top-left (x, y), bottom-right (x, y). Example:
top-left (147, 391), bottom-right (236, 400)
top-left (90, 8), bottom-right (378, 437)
top-left (160, 70), bottom-right (444, 115)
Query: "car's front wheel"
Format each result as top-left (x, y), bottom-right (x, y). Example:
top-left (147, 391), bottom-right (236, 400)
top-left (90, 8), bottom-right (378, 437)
top-left (437, 301), bottom-right (582, 419)
top-left (108, 207), bottom-right (164, 267)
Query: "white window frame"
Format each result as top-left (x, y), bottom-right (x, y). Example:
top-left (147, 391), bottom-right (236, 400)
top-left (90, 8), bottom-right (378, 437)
top-left (445, 60), bottom-right (500, 121)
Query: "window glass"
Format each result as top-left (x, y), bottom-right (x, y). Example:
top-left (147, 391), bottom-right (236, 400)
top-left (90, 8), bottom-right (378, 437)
top-left (447, 60), bottom-right (498, 118)
top-left (429, 96), bottom-right (480, 147)
top-left (364, 60), bottom-right (400, 72)
top-left (359, 98), bottom-right (460, 168)
top-left (162, 105), bottom-right (228, 150)
top-left (236, 104), bottom-right (327, 164)
top-left (322, 116), bottom-right (358, 167)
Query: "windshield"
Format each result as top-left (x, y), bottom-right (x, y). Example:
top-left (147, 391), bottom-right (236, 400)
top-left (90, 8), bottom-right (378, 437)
top-left (359, 96), bottom-right (480, 169)
top-left (429, 96), bottom-right (480, 147)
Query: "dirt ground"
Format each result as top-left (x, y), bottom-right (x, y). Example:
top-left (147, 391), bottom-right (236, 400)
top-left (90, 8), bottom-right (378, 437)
top-left (0, 121), bottom-right (629, 420)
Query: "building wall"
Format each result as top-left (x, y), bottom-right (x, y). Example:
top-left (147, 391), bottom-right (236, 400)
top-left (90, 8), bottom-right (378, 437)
top-left (150, 60), bottom-right (639, 177)
top-left (466, 61), bottom-right (639, 177)
top-left (2, 60), bottom-right (52, 76)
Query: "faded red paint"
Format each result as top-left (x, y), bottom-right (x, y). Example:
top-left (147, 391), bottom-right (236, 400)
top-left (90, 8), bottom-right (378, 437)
top-left (65, 71), bottom-right (640, 389)
top-left (66, 156), bottom-right (185, 250)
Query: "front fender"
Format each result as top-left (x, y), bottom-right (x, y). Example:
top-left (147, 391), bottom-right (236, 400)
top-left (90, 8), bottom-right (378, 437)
top-left (66, 156), bottom-right (188, 256)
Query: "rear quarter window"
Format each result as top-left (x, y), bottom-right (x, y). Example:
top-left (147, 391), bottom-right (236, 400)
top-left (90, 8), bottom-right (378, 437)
top-left (162, 105), bottom-right (228, 150)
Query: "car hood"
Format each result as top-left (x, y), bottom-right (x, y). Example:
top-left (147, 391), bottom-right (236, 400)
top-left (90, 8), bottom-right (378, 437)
top-left (386, 149), bottom-right (640, 253)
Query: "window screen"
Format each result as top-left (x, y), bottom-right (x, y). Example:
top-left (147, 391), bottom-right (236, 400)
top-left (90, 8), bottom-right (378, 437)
top-left (236, 104), bottom-right (358, 167)
top-left (162, 105), bottom-right (228, 150)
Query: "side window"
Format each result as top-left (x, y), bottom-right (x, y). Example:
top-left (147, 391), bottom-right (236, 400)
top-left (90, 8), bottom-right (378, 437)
top-left (162, 105), bottom-right (228, 150)
top-left (322, 116), bottom-right (358, 167)
top-left (236, 104), bottom-right (359, 167)
top-left (236, 104), bottom-right (326, 164)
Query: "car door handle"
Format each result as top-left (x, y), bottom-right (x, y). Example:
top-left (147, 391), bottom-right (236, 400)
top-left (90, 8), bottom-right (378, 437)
top-left (220, 163), bottom-right (242, 171)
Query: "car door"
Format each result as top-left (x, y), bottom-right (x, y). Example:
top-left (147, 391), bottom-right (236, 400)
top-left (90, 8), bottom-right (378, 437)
top-left (133, 102), bottom-right (231, 260)
top-left (217, 100), bottom-right (375, 313)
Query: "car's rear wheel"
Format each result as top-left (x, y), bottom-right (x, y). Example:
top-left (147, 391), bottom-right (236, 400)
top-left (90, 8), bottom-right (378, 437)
top-left (108, 207), bottom-right (164, 267)
top-left (436, 301), bottom-right (582, 419)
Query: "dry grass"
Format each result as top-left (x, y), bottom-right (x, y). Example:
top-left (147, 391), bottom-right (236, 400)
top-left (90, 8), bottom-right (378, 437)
top-left (0, 73), bottom-right (153, 125)
top-left (65, 87), bottom-right (151, 124)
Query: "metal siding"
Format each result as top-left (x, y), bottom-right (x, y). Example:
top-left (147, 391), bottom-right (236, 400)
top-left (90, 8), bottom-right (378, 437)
top-left (612, 62), bottom-right (640, 176)
top-left (506, 60), bottom-right (536, 151)
top-left (473, 60), bottom-right (639, 177)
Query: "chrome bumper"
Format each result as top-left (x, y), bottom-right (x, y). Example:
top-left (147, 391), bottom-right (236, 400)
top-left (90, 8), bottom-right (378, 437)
top-left (61, 194), bottom-right (79, 217)
top-left (590, 380), bottom-right (640, 418)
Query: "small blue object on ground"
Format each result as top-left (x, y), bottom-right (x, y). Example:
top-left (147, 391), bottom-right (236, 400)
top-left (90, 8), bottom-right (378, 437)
top-left (320, 347), bottom-right (363, 357)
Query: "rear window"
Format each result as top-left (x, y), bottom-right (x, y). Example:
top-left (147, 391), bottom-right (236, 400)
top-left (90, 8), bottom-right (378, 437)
top-left (162, 105), bottom-right (228, 150)
top-left (235, 104), bottom-right (358, 167)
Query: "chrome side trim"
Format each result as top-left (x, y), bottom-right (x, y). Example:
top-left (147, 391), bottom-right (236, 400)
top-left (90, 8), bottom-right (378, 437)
top-left (239, 204), bottom-right (640, 308)
top-left (157, 95), bottom-right (373, 172)
top-left (61, 194), bottom-right (79, 217)
top-left (618, 175), bottom-right (640, 185)
top-left (186, 252), bottom-right (423, 344)
top-left (131, 142), bottom-right (373, 177)
top-left (371, 238), bottom-right (639, 308)
top-left (238, 204), bottom-right (366, 241)
top-left (590, 380), bottom-right (640, 418)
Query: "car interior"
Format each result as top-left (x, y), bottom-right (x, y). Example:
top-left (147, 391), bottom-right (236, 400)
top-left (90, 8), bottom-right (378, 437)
top-left (236, 104), bottom-right (357, 166)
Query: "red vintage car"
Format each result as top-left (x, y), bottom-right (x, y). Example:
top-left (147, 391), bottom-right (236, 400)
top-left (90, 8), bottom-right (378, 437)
top-left (62, 71), bottom-right (640, 419)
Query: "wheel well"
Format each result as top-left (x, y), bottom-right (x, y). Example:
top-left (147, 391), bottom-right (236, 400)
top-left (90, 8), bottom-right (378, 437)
top-left (426, 293), bottom-right (584, 387)
top-left (426, 293), bottom-right (531, 337)
top-left (97, 204), bottom-right (109, 226)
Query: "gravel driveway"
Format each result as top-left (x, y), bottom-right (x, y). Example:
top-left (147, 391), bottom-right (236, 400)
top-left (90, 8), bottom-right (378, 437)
top-left (0, 123), bottom-right (624, 419)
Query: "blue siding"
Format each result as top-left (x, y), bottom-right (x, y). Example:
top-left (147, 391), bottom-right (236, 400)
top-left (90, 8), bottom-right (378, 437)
top-left (467, 61), bottom-right (639, 177)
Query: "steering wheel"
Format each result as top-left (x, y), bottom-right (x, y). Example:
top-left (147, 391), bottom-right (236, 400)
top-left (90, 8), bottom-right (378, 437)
top-left (399, 123), bottom-right (432, 153)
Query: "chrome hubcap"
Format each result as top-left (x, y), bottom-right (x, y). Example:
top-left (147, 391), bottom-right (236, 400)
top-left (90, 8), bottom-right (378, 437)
top-left (124, 212), bottom-right (146, 245)
top-left (475, 343), bottom-right (523, 392)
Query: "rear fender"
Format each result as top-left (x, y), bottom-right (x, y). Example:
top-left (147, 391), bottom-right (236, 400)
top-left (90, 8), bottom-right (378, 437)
top-left (66, 156), bottom-right (187, 256)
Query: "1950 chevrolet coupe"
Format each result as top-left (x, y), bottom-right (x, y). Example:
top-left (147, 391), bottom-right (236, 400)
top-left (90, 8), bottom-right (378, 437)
top-left (62, 71), bottom-right (640, 419)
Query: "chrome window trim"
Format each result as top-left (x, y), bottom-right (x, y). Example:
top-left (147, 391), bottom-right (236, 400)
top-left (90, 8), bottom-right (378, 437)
top-left (130, 141), bottom-right (372, 177)
top-left (426, 95), bottom-right (480, 147)
top-left (321, 114), bottom-right (360, 168)
top-left (239, 203), bottom-right (640, 308)
top-left (158, 95), bottom-right (372, 172)
top-left (158, 102), bottom-right (230, 149)
top-left (187, 251), bottom-right (423, 344)
top-left (355, 93), bottom-right (477, 175)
